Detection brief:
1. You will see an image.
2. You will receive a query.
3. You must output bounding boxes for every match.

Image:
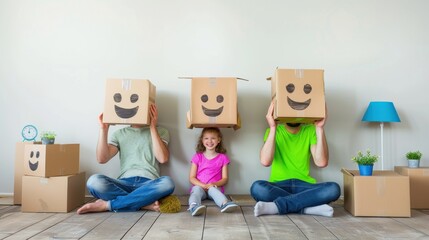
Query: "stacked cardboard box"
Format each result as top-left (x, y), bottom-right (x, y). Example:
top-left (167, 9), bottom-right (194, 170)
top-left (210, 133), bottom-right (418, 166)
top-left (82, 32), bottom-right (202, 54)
top-left (342, 168), bottom-right (410, 217)
top-left (19, 143), bottom-right (85, 213)
top-left (394, 166), bottom-right (429, 209)
top-left (14, 142), bottom-right (35, 205)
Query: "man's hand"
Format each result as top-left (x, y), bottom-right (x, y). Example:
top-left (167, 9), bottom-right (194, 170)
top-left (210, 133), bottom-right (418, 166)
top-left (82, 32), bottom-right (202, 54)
top-left (149, 104), bottom-right (158, 129)
top-left (98, 113), bottom-right (110, 130)
top-left (266, 100), bottom-right (277, 128)
top-left (314, 104), bottom-right (328, 129)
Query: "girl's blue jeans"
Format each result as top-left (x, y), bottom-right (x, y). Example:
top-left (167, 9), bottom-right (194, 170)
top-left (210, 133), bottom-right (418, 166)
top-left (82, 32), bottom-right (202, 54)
top-left (188, 185), bottom-right (228, 208)
top-left (250, 179), bottom-right (340, 214)
top-left (86, 174), bottom-right (175, 212)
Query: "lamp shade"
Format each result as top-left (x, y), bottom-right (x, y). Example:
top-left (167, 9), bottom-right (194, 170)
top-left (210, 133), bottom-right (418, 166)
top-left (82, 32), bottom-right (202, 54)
top-left (362, 101), bottom-right (400, 122)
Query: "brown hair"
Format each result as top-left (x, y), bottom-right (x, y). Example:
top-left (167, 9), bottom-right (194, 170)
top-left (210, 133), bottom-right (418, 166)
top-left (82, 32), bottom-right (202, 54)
top-left (195, 127), bottom-right (227, 154)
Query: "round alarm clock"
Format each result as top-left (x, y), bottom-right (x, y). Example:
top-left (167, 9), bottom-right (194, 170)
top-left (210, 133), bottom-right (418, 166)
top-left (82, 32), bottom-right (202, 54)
top-left (22, 125), bottom-right (38, 141)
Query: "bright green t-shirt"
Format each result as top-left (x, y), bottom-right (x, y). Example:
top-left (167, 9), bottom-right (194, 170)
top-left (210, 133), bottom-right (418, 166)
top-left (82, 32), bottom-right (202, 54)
top-left (264, 124), bottom-right (317, 183)
top-left (110, 126), bottom-right (170, 180)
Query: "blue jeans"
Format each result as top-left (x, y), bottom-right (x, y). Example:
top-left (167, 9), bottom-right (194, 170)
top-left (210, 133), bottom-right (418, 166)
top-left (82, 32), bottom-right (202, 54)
top-left (86, 174), bottom-right (175, 212)
top-left (188, 185), bottom-right (228, 208)
top-left (250, 179), bottom-right (340, 215)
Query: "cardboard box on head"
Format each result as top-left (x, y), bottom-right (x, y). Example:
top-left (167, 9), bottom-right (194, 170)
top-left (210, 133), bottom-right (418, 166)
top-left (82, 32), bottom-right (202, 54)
top-left (103, 79), bottom-right (156, 125)
top-left (182, 77), bottom-right (246, 130)
top-left (268, 69), bottom-right (325, 123)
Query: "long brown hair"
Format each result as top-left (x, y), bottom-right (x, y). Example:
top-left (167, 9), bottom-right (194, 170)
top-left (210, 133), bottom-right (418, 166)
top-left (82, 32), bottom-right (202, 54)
top-left (195, 127), bottom-right (227, 154)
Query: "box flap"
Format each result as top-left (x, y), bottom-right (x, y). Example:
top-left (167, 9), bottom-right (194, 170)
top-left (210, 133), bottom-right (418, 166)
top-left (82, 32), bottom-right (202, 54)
top-left (179, 77), bottom-right (249, 81)
top-left (341, 168), bottom-right (355, 176)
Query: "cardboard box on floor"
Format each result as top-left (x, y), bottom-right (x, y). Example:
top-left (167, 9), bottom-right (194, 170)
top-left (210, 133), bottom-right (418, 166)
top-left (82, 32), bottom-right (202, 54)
top-left (14, 142), bottom-right (36, 205)
top-left (24, 143), bottom-right (79, 177)
top-left (394, 166), bottom-right (429, 209)
top-left (342, 168), bottom-right (410, 217)
top-left (267, 68), bottom-right (325, 123)
top-left (103, 79), bottom-right (156, 125)
top-left (22, 172), bottom-right (85, 213)
top-left (183, 77), bottom-right (245, 130)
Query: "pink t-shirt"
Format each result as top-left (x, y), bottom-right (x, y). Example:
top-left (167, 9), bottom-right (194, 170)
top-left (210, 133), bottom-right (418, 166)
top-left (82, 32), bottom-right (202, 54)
top-left (191, 152), bottom-right (230, 193)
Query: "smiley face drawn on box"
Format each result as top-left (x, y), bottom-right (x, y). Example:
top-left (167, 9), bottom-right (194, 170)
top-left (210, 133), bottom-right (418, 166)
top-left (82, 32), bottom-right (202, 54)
top-left (285, 81), bottom-right (313, 111)
top-left (28, 148), bottom-right (40, 171)
top-left (200, 91), bottom-right (224, 117)
top-left (113, 91), bottom-right (140, 119)
top-left (24, 145), bottom-right (46, 175)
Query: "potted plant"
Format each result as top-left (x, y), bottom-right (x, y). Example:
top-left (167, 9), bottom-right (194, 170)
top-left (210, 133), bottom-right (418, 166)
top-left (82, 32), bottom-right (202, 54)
top-left (41, 131), bottom-right (56, 144)
top-left (406, 151), bottom-right (422, 168)
top-left (352, 150), bottom-right (379, 176)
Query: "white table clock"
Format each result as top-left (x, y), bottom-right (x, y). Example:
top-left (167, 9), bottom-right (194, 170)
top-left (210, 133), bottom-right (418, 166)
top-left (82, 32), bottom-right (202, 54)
top-left (22, 124), bottom-right (38, 142)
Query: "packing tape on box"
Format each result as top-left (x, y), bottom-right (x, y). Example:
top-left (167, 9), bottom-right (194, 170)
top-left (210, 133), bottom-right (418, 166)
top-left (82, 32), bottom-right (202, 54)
top-left (376, 177), bottom-right (387, 196)
top-left (209, 77), bottom-right (217, 87)
top-left (122, 79), bottom-right (132, 90)
top-left (294, 69), bottom-right (304, 79)
top-left (209, 116), bottom-right (216, 124)
top-left (40, 178), bottom-right (49, 185)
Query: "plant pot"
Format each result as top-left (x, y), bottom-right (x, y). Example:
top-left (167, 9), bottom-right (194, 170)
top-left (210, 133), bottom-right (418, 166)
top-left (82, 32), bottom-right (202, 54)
top-left (408, 159), bottom-right (420, 168)
top-left (358, 164), bottom-right (374, 176)
top-left (41, 137), bottom-right (55, 145)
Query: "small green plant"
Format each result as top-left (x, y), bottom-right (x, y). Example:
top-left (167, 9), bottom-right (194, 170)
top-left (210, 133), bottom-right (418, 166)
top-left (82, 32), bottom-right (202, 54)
top-left (406, 151), bottom-right (422, 160)
top-left (352, 150), bottom-right (379, 165)
top-left (41, 131), bottom-right (56, 140)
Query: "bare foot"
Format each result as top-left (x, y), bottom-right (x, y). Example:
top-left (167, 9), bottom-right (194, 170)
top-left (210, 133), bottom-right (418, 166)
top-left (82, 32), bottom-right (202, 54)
top-left (77, 199), bottom-right (108, 214)
top-left (141, 201), bottom-right (160, 212)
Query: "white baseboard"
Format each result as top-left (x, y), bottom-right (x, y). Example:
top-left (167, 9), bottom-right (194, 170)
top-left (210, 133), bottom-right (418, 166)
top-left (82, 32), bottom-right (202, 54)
top-left (0, 193), bottom-right (13, 197)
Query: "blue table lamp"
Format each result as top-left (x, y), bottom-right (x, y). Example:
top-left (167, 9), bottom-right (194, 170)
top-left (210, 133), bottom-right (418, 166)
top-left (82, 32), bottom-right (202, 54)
top-left (362, 101), bottom-right (400, 170)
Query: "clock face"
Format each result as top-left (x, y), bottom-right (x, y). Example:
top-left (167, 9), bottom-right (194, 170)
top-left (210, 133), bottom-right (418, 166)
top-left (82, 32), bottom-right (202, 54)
top-left (22, 125), bottom-right (38, 141)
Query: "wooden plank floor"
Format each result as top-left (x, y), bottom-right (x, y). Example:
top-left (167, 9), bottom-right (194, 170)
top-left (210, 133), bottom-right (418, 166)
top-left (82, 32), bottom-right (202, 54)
top-left (1, 195), bottom-right (429, 240)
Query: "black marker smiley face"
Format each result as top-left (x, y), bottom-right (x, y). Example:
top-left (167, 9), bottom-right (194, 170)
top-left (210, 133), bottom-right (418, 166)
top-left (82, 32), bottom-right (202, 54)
top-left (113, 93), bottom-right (140, 119)
top-left (200, 94), bottom-right (224, 117)
top-left (28, 150), bottom-right (40, 171)
top-left (286, 83), bottom-right (312, 110)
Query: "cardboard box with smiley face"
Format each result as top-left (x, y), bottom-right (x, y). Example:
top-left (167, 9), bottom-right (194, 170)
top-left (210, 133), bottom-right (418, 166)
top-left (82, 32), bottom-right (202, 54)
top-left (23, 144), bottom-right (80, 177)
top-left (185, 77), bottom-right (243, 130)
top-left (268, 68), bottom-right (325, 123)
top-left (103, 79), bottom-right (156, 125)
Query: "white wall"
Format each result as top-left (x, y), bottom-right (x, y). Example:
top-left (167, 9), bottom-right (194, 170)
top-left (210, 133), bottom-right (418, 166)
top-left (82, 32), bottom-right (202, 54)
top-left (1, 0), bottom-right (428, 195)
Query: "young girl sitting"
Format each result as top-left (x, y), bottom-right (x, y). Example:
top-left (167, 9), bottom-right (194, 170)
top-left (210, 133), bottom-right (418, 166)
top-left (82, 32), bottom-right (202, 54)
top-left (188, 127), bottom-right (239, 216)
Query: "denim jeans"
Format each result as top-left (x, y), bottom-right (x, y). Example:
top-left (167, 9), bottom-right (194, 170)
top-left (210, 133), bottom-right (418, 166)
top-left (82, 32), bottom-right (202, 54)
top-left (188, 185), bottom-right (228, 208)
top-left (250, 179), bottom-right (340, 215)
top-left (86, 174), bottom-right (175, 212)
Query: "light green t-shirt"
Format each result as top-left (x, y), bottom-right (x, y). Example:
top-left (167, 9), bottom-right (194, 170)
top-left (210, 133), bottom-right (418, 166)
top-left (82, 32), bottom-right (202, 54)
top-left (264, 124), bottom-right (317, 183)
top-left (110, 126), bottom-right (169, 180)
